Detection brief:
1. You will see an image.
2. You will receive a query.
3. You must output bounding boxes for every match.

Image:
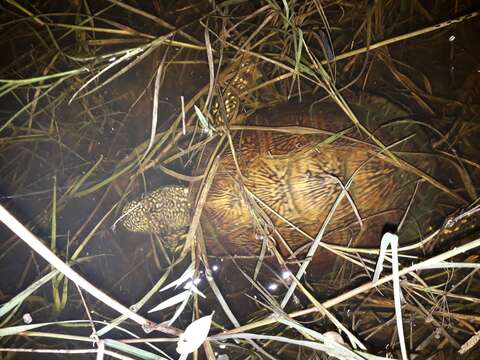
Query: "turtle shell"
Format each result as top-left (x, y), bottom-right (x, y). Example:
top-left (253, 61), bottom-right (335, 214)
top-left (121, 102), bottom-right (411, 260)
top-left (196, 103), bottom-right (410, 257)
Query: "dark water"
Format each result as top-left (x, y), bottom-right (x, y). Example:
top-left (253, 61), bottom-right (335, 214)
top-left (1, 1), bottom-right (480, 359)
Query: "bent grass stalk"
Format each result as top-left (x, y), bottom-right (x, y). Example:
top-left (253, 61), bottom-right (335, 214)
top-left (216, 235), bottom-right (480, 337)
top-left (0, 204), bottom-right (181, 337)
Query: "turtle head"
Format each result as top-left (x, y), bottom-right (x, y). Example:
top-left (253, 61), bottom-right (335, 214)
top-left (121, 185), bottom-right (191, 240)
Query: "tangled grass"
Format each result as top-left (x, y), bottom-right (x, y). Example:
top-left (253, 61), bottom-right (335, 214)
top-left (0, 1), bottom-right (480, 359)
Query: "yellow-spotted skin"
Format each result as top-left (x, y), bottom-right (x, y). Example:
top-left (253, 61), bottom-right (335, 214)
top-left (121, 185), bottom-right (190, 236)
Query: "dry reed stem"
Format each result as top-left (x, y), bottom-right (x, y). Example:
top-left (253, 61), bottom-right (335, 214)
top-left (0, 204), bottom-right (181, 337)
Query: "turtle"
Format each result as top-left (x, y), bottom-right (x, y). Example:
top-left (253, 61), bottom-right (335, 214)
top-left (120, 61), bottom-right (411, 260)
top-left (120, 106), bottom-right (410, 259)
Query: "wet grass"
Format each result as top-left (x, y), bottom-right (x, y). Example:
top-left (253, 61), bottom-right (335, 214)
top-left (0, 1), bottom-right (480, 359)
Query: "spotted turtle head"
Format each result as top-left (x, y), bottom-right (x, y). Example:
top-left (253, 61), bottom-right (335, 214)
top-left (121, 185), bottom-right (191, 241)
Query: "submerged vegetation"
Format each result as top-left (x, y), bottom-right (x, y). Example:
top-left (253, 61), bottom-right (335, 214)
top-left (0, 1), bottom-right (480, 359)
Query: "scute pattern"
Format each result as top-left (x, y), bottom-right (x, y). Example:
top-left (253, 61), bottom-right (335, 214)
top-left (200, 120), bottom-right (406, 255)
top-left (120, 61), bottom-right (408, 257)
top-left (121, 108), bottom-right (408, 258)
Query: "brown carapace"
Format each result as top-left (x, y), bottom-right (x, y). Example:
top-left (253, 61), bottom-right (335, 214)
top-left (121, 104), bottom-right (410, 258)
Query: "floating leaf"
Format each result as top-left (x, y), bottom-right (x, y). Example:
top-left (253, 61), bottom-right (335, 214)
top-left (167, 292), bottom-right (191, 326)
top-left (148, 291), bottom-right (191, 313)
top-left (160, 263), bottom-right (194, 292)
top-left (183, 281), bottom-right (206, 298)
top-left (176, 313), bottom-right (214, 355)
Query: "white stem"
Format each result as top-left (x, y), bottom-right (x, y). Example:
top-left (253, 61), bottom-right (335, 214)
top-left (0, 205), bottom-right (150, 329)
